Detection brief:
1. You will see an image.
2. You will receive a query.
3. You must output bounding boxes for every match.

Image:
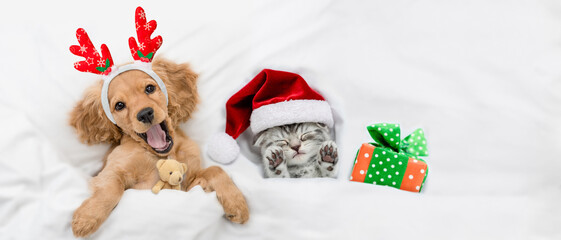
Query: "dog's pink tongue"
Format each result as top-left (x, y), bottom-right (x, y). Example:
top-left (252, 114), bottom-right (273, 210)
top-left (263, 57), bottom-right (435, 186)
top-left (146, 124), bottom-right (167, 149)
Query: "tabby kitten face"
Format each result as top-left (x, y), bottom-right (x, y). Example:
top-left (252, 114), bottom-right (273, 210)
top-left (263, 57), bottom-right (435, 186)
top-left (254, 123), bottom-right (329, 164)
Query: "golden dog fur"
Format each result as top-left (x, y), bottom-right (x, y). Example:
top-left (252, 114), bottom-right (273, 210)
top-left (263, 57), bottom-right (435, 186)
top-left (70, 58), bottom-right (249, 237)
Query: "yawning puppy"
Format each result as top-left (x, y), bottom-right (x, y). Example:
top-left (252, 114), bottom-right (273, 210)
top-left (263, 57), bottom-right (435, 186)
top-left (69, 58), bottom-right (249, 237)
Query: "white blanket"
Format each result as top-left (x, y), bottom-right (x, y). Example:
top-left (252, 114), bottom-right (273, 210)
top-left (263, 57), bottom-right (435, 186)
top-left (1, 0), bottom-right (559, 239)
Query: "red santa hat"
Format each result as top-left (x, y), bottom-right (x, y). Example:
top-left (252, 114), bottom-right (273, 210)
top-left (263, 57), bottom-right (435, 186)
top-left (207, 69), bottom-right (334, 164)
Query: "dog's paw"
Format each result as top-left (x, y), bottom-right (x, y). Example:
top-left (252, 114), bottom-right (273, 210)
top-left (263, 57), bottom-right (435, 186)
top-left (219, 189), bottom-right (250, 224)
top-left (319, 141), bottom-right (338, 171)
top-left (192, 178), bottom-right (213, 193)
top-left (72, 203), bottom-right (103, 237)
top-left (265, 146), bottom-right (286, 175)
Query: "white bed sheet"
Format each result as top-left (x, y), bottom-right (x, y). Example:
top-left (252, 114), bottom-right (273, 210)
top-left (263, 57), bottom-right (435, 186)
top-left (0, 0), bottom-right (560, 239)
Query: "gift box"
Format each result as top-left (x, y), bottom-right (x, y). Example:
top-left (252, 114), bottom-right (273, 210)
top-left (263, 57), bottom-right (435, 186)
top-left (350, 123), bottom-right (428, 192)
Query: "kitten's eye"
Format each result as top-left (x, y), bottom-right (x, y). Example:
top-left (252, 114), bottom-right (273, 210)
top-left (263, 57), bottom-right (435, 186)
top-left (145, 84), bottom-right (156, 94)
top-left (169, 172), bottom-right (172, 175)
top-left (275, 140), bottom-right (288, 146)
top-left (300, 132), bottom-right (313, 141)
top-left (115, 102), bottom-right (126, 111)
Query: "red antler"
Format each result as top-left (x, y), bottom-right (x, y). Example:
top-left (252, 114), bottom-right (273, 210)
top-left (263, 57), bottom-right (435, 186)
top-left (69, 28), bottom-right (114, 75)
top-left (129, 7), bottom-right (162, 62)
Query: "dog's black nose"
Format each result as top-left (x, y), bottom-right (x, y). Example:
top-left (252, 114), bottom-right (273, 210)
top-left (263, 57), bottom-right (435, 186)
top-left (137, 107), bottom-right (154, 124)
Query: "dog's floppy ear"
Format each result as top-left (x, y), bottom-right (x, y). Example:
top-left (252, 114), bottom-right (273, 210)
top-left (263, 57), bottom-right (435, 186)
top-left (69, 80), bottom-right (122, 145)
top-left (152, 58), bottom-right (199, 127)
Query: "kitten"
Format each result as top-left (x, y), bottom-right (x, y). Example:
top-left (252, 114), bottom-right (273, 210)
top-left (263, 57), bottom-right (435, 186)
top-left (253, 122), bottom-right (338, 178)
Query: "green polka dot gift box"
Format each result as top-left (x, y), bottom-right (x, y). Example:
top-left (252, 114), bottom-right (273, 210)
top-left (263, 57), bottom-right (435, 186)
top-left (350, 123), bottom-right (428, 193)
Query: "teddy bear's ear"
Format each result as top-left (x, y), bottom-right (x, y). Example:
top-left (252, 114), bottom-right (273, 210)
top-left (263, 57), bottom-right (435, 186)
top-left (181, 163), bottom-right (187, 173)
top-left (156, 159), bottom-right (166, 169)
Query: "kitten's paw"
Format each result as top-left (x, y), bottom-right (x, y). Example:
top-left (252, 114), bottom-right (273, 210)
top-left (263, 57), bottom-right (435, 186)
top-left (319, 141), bottom-right (338, 171)
top-left (265, 146), bottom-right (286, 176)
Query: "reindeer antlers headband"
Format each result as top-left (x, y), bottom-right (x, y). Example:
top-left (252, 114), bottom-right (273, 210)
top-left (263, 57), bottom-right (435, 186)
top-left (70, 7), bottom-right (168, 124)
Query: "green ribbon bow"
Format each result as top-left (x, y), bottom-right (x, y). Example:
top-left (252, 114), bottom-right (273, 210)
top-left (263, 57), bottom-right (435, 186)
top-left (367, 123), bottom-right (428, 158)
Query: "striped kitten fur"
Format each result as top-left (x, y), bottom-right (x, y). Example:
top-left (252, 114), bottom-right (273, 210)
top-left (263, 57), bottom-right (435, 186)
top-left (253, 122), bottom-right (338, 178)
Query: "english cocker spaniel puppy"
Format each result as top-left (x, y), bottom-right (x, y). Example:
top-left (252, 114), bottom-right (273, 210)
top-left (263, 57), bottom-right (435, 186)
top-left (70, 58), bottom-right (249, 237)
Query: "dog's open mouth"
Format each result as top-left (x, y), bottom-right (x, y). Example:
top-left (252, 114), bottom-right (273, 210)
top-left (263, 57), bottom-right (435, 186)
top-left (137, 121), bottom-right (173, 154)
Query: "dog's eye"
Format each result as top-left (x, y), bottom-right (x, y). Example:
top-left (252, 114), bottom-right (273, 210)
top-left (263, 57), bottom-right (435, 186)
top-left (169, 172), bottom-right (172, 175)
top-left (115, 102), bottom-right (126, 111)
top-left (145, 84), bottom-right (156, 94)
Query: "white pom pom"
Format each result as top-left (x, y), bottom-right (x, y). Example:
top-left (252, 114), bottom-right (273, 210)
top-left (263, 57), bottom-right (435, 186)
top-left (206, 132), bottom-right (240, 164)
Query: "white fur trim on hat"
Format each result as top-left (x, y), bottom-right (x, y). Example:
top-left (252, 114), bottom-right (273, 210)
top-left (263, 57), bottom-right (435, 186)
top-left (207, 132), bottom-right (240, 164)
top-left (250, 99), bottom-right (333, 134)
top-left (100, 61), bottom-right (168, 124)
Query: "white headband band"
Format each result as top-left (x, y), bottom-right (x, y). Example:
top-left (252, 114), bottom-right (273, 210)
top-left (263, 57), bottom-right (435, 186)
top-left (100, 61), bottom-right (168, 124)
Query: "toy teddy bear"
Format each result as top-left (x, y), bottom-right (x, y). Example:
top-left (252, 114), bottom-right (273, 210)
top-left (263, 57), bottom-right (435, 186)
top-left (152, 159), bottom-right (188, 194)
